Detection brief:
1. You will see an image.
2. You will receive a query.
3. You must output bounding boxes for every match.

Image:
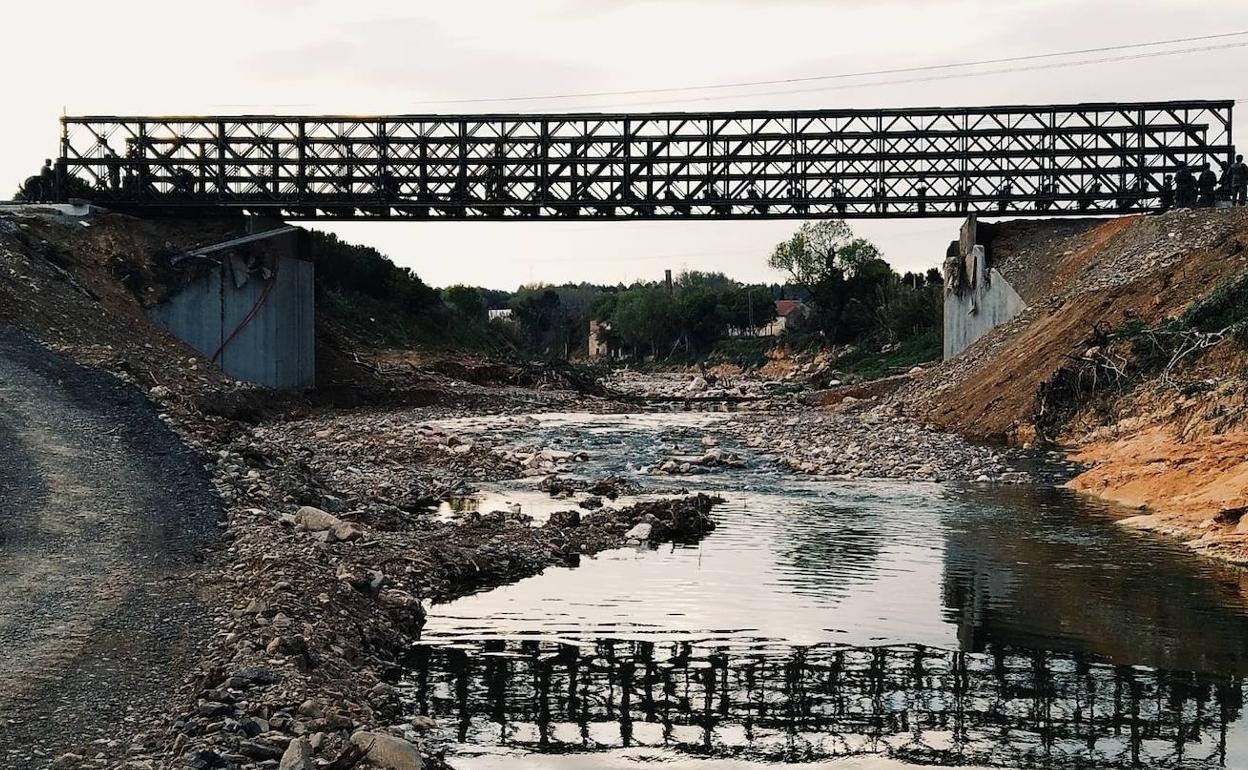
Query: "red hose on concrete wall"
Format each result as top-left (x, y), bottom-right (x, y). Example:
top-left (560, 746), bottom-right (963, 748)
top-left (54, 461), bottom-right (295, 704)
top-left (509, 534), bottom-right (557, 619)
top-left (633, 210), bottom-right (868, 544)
top-left (211, 257), bottom-right (280, 364)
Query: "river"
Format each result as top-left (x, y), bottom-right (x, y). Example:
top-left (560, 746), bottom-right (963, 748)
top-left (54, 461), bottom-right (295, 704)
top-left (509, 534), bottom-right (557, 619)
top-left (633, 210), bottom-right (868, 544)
top-left (406, 411), bottom-right (1248, 769)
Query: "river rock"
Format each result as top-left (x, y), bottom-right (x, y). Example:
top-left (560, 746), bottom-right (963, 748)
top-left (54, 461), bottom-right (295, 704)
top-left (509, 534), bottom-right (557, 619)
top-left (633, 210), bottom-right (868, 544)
top-left (295, 506), bottom-right (341, 532)
top-left (625, 522), bottom-right (653, 541)
top-left (548, 509), bottom-right (581, 528)
top-left (329, 520), bottom-right (362, 542)
top-left (278, 738), bottom-right (313, 770)
top-left (350, 731), bottom-right (423, 770)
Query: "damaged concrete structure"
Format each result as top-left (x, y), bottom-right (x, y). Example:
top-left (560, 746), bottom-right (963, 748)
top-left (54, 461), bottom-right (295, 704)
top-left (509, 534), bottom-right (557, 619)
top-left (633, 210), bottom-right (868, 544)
top-left (150, 219), bottom-right (315, 389)
top-left (943, 215), bottom-right (1027, 360)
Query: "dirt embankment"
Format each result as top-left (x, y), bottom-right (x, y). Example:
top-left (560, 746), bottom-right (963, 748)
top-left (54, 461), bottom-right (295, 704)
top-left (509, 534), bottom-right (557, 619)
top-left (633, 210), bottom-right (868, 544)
top-left (904, 208), bottom-right (1248, 563)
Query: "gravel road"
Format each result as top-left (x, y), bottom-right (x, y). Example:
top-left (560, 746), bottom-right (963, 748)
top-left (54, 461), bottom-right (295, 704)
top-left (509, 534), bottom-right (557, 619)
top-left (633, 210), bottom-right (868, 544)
top-left (0, 327), bottom-right (221, 768)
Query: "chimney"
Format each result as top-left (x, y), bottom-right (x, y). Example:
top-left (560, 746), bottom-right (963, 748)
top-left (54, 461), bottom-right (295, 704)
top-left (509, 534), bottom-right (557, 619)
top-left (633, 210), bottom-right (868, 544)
top-left (664, 269), bottom-right (673, 295)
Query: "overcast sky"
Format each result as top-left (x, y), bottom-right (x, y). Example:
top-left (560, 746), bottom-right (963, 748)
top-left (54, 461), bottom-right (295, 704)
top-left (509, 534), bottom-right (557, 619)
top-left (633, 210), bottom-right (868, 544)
top-left (3, 0), bottom-right (1246, 289)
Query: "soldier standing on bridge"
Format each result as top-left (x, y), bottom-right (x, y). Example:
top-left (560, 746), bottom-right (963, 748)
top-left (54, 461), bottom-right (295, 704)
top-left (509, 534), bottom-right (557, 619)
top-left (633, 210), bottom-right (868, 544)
top-left (1038, 180), bottom-right (1056, 211)
top-left (1175, 165), bottom-right (1197, 208)
top-left (1231, 154), bottom-right (1248, 206)
top-left (789, 178), bottom-right (808, 214)
top-left (997, 178), bottom-right (1013, 212)
top-left (1197, 163), bottom-right (1218, 207)
top-left (830, 181), bottom-right (846, 215)
top-left (1078, 181), bottom-right (1101, 211)
top-left (1158, 175), bottom-right (1174, 211)
top-left (749, 183), bottom-right (769, 215)
top-left (37, 159), bottom-right (56, 202)
top-left (102, 141), bottom-right (122, 192)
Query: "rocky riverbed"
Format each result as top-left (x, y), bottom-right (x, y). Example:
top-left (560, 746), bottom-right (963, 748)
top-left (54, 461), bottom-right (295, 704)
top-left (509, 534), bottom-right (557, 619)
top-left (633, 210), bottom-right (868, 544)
top-left (723, 401), bottom-right (1031, 483)
top-left (32, 366), bottom-right (1049, 770)
top-left (108, 387), bottom-right (723, 770)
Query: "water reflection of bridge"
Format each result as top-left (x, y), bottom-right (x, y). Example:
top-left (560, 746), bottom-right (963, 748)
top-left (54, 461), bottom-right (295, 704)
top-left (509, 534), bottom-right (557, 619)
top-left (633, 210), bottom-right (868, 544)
top-left (408, 639), bottom-right (1241, 767)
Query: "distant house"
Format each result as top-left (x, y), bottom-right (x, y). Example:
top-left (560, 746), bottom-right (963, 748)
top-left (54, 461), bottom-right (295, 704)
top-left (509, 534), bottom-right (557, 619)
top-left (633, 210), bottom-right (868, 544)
top-left (588, 319), bottom-right (624, 359)
top-left (488, 308), bottom-right (514, 322)
top-left (758, 299), bottom-right (810, 336)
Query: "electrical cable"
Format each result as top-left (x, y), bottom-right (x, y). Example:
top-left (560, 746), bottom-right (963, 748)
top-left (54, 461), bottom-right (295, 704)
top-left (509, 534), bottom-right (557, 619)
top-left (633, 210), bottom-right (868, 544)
top-left (405, 31), bottom-right (1248, 107)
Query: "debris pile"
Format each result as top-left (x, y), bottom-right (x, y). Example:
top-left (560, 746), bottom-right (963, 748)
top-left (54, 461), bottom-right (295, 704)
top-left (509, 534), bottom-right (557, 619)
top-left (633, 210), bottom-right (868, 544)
top-left (724, 403), bottom-right (1028, 483)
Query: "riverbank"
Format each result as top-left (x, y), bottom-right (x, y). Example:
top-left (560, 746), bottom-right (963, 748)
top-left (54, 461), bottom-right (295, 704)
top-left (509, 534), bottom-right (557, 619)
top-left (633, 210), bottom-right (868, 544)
top-left (896, 208), bottom-right (1248, 568)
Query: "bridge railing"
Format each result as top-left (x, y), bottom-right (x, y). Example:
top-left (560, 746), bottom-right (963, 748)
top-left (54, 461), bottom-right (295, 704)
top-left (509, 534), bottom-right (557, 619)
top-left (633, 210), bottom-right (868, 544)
top-left (57, 100), bottom-right (1234, 220)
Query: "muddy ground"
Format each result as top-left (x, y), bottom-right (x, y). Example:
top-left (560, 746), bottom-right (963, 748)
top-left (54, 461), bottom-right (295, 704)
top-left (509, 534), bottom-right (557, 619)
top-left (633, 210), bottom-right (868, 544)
top-left (0, 327), bottom-right (221, 769)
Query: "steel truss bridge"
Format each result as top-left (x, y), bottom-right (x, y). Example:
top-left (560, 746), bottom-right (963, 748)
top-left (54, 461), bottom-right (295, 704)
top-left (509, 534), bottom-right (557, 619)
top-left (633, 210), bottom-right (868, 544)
top-left (58, 100), bottom-right (1234, 221)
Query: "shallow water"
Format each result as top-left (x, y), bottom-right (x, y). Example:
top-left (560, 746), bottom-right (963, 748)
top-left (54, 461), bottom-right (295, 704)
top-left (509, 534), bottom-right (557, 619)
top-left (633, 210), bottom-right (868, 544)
top-left (407, 412), bottom-right (1248, 769)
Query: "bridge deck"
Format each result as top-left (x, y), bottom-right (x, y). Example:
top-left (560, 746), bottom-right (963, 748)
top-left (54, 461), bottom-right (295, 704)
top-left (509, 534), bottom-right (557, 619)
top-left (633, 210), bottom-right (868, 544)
top-left (56, 100), bottom-right (1234, 220)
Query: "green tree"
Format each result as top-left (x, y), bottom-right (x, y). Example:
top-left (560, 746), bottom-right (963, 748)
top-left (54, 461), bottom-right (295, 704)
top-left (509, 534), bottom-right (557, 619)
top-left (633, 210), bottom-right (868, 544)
top-left (767, 220), bottom-right (881, 290)
top-left (768, 221), bottom-right (895, 343)
top-left (443, 284), bottom-right (487, 320)
top-left (720, 285), bottom-right (778, 334)
top-left (609, 284), bottom-right (678, 358)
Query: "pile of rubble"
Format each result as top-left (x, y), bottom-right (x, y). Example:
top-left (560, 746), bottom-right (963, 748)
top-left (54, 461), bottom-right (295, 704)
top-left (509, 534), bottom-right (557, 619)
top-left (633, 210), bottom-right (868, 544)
top-left (654, 435), bottom-right (747, 475)
top-left (724, 403), bottom-right (1028, 484)
top-left (607, 370), bottom-right (790, 401)
top-left (125, 394), bottom-right (724, 770)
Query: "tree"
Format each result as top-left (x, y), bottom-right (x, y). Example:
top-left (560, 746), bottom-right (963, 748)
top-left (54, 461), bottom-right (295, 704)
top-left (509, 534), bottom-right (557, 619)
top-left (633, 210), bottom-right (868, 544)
top-left (765, 220), bottom-right (944, 346)
top-left (768, 220), bottom-right (882, 290)
top-left (720, 285), bottom-right (777, 334)
top-left (510, 286), bottom-right (564, 356)
top-left (443, 285), bottom-right (487, 320)
top-left (609, 284), bottom-right (678, 357)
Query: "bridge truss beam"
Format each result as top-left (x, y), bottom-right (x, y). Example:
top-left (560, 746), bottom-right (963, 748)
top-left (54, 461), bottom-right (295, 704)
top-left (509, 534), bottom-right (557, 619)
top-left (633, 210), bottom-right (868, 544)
top-left (58, 100), bottom-right (1234, 220)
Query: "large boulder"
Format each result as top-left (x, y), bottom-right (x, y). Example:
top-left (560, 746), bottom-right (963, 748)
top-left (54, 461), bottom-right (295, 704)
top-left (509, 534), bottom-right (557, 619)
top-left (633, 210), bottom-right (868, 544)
top-left (350, 731), bottom-right (423, 770)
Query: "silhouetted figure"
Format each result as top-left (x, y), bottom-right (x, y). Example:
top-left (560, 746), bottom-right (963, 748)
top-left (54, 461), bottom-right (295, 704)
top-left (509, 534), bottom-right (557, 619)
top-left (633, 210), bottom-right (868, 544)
top-left (875, 183), bottom-right (888, 213)
top-left (1038, 181), bottom-right (1056, 211)
top-left (1197, 163), bottom-right (1218, 207)
top-left (997, 178), bottom-right (1013, 212)
top-left (707, 184), bottom-right (730, 215)
top-left (1158, 175), bottom-right (1174, 210)
top-left (1232, 154), bottom-right (1248, 206)
top-left (103, 144), bottom-right (122, 192)
top-left (38, 159), bottom-right (56, 202)
top-left (1116, 179), bottom-right (1143, 211)
top-left (1078, 181), bottom-right (1101, 211)
top-left (665, 189), bottom-right (690, 216)
top-left (173, 168), bottom-right (195, 198)
top-left (749, 183), bottom-right (768, 215)
top-left (915, 181), bottom-right (927, 214)
top-left (830, 182), bottom-right (845, 215)
top-left (378, 169), bottom-right (401, 201)
top-left (789, 179), bottom-right (808, 214)
top-left (1175, 166), bottom-right (1197, 208)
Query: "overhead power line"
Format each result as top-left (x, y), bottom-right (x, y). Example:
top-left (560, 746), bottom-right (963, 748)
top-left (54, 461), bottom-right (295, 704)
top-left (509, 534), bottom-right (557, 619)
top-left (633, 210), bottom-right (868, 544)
top-left (412, 30), bottom-right (1248, 107)
top-left (531, 41), bottom-right (1248, 112)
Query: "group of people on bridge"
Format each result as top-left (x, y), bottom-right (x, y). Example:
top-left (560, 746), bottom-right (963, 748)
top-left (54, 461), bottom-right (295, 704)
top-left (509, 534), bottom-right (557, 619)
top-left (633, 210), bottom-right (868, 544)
top-left (1159, 155), bottom-right (1248, 209)
top-left (24, 151), bottom-right (1248, 214)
